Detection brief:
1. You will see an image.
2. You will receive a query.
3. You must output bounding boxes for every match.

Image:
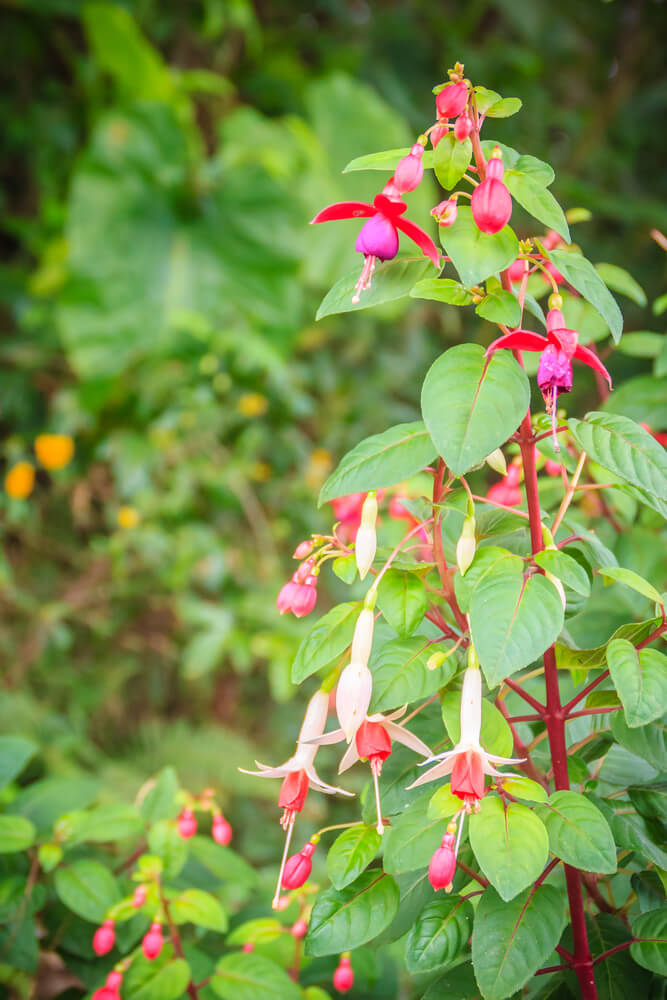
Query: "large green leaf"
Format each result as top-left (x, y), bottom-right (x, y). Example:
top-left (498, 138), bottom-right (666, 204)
top-left (305, 870), bottom-right (399, 956)
top-left (140, 767), bottom-right (180, 823)
top-left (410, 277), bottom-right (474, 306)
top-left (327, 825), bottom-right (382, 890)
top-left (595, 263), bottom-right (647, 307)
top-left (469, 796), bottom-right (549, 901)
top-left (212, 953), bottom-right (301, 1000)
top-left (369, 637), bottom-right (455, 714)
top-left (421, 344), bottom-right (530, 477)
top-left (343, 146), bottom-right (435, 172)
top-left (475, 288), bottom-right (521, 326)
top-left (82, 3), bottom-right (173, 101)
top-left (434, 133), bottom-right (472, 189)
top-left (319, 422), bottom-right (436, 505)
top-left (607, 639), bottom-right (667, 727)
top-left (422, 964), bottom-right (481, 1000)
top-left (554, 616), bottom-right (661, 672)
top-left (569, 413), bottom-right (667, 501)
top-left (124, 953), bottom-right (192, 1000)
top-left (170, 889), bottom-right (227, 931)
top-left (67, 804), bottom-right (144, 844)
top-left (630, 908), bottom-right (667, 975)
top-left (471, 885), bottom-right (567, 1000)
top-left (536, 791), bottom-right (617, 873)
top-left (439, 206), bottom-right (519, 287)
top-left (0, 816), bottom-right (36, 853)
top-left (0, 737), bottom-right (38, 792)
top-left (383, 790), bottom-right (443, 874)
top-left (534, 550), bottom-right (591, 597)
top-left (54, 860), bottom-right (121, 922)
top-left (469, 554), bottom-right (564, 687)
top-left (505, 169), bottom-right (569, 243)
top-left (547, 249), bottom-right (623, 342)
top-left (291, 602), bottom-right (359, 683)
top-left (376, 570), bottom-right (428, 637)
top-left (598, 565), bottom-right (663, 605)
top-left (316, 257), bottom-right (434, 319)
top-left (405, 896), bottom-right (473, 973)
top-left (611, 713), bottom-right (666, 771)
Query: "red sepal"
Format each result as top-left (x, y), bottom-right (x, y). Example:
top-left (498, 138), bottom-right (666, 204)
top-left (573, 343), bottom-right (613, 387)
top-left (486, 329), bottom-right (547, 355)
top-left (310, 201), bottom-right (375, 224)
top-left (372, 193), bottom-right (408, 217)
top-left (393, 215), bottom-right (441, 266)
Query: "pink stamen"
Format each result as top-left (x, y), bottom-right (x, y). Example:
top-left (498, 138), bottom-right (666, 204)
top-left (352, 255), bottom-right (376, 304)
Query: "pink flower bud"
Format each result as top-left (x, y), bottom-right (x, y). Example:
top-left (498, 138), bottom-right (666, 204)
top-left (291, 918), bottom-right (308, 939)
top-left (431, 197), bottom-right (458, 227)
top-left (428, 833), bottom-right (457, 891)
top-left (212, 814), bottom-right (232, 845)
top-left (242, 941), bottom-right (255, 953)
top-left (355, 213), bottom-right (399, 262)
top-left (106, 973), bottom-right (123, 991)
top-left (132, 885), bottom-right (147, 908)
top-left (454, 113), bottom-right (473, 141)
top-left (333, 955), bottom-right (355, 992)
top-left (430, 124), bottom-right (449, 147)
top-left (276, 579), bottom-right (299, 614)
top-left (142, 922), bottom-right (163, 961)
top-left (507, 257), bottom-right (527, 283)
top-left (92, 989), bottom-right (120, 1000)
top-left (545, 459), bottom-right (562, 477)
top-left (542, 230), bottom-right (561, 250)
top-left (293, 539), bottom-right (315, 559)
top-left (355, 720), bottom-right (392, 768)
top-left (436, 81), bottom-right (467, 119)
top-left (394, 144), bottom-right (424, 193)
top-left (471, 176), bottom-right (512, 234)
top-left (177, 808), bottom-right (197, 839)
top-left (291, 577), bottom-right (318, 618)
top-left (542, 260), bottom-right (565, 285)
top-left (281, 841), bottom-right (316, 890)
top-left (294, 557), bottom-right (316, 584)
top-left (92, 919), bottom-right (115, 955)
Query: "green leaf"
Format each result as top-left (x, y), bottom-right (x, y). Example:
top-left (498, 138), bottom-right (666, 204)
top-left (607, 639), bottom-right (667, 728)
top-left (617, 331), bottom-right (664, 358)
top-left (434, 133), bottom-right (472, 189)
top-left (547, 250), bottom-right (623, 342)
top-left (536, 791), bottom-right (617, 873)
top-left (226, 919), bottom-right (285, 946)
top-left (505, 172), bottom-right (569, 243)
top-left (8, 776), bottom-right (98, 831)
top-left (291, 602), bottom-right (359, 684)
top-left (441, 689), bottom-right (513, 759)
top-left (54, 860), bottom-right (121, 922)
top-left (327, 825), bottom-right (381, 890)
top-left (569, 412), bottom-right (667, 501)
top-left (611, 713), bottom-right (666, 771)
top-left (316, 257), bottom-right (434, 319)
top-left (140, 767), bottom-right (180, 823)
top-left (630, 907), bottom-right (667, 975)
top-left (82, 2), bottom-right (173, 101)
top-left (410, 277), bottom-right (474, 306)
top-left (383, 790), bottom-right (443, 874)
top-left (501, 776), bottom-right (548, 803)
top-left (470, 555), bottom-right (564, 687)
top-left (474, 87), bottom-right (503, 114)
top-left (405, 896), bottom-right (473, 973)
top-left (476, 288), bottom-right (521, 326)
top-left (428, 784), bottom-right (464, 820)
top-left (0, 816), bottom-right (36, 853)
top-left (439, 206), bottom-right (519, 287)
top-left (170, 889), bottom-right (227, 931)
top-left (332, 553), bottom-right (357, 584)
top-left (213, 953), bottom-right (301, 1000)
top-left (343, 147), bottom-right (435, 173)
top-left (486, 97), bottom-right (523, 118)
top-left (595, 263), bottom-right (647, 307)
top-left (599, 566), bottom-right (663, 605)
top-left (124, 952), bottom-right (192, 1000)
top-left (319, 422), bottom-right (436, 505)
top-left (421, 343), bottom-right (530, 477)
top-left (67, 804), bottom-right (144, 844)
top-left (0, 737), bottom-right (38, 791)
top-left (369, 637), bottom-right (455, 714)
top-left (472, 885), bottom-right (567, 1000)
top-left (535, 550), bottom-right (591, 596)
top-left (555, 616), bottom-right (661, 673)
top-left (423, 964), bottom-right (481, 1000)
top-left (585, 914), bottom-right (650, 1000)
top-left (469, 796), bottom-right (549, 901)
top-left (305, 870), bottom-right (400, 956)
top-left (147, 819), bottom-right (187, 878)
top-left (376, 570), bottom-right (428, 638)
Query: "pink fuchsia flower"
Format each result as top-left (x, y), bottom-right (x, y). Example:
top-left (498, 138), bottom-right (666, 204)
top-left (281, 839), bottom-right (316, 889)
top-left (276, 557), bottom-right (319, 617)
top-left (333, 955), bottom-right (355, 993)
top-left (331, 492), bottom-right (365, 542)
top-left (408, 662), bottom-right (523, 810)
top-left (293, 539), bottom-right (316, 560)
top-left (394, 142), bottom-right (425, 193)
top-left (471, 148), bottom-right (512, 234)
top-left (311, 182), bottom-right (440, 303)
top-left (486, 308), bottom-right (612, 449)
top-left (212, 813), bottom-right (232, 845)
top-left (436, 80), bottom-right (468, 119)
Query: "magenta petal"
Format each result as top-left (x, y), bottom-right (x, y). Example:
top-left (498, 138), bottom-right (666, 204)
top-left (486, 330), bottom-right (548, 355)
top-left (310, 201), bottom-right (375, 224)
top-left (573, 343), bottom-right (613, 387)
top-left (394, 216), bottom-right (440, 266)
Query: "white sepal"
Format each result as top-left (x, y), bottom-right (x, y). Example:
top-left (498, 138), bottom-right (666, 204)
top-left (351, 608), bottom-right (374, 665)
top-left (336, 661), bottom-right (373, 741)
top-left (459, 664), bottom-right (482, 747)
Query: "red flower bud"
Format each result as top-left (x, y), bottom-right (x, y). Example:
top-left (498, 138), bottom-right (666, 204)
top-left (428, 833), bottom-right (457, 891)
top-left (436, 81), bottom-right (468, 119)
top-left (92, 989), bottom-right (120, 1000)
top-left (471, 175), bottom-right (512, 234)
top-left (430, 124), bottom-right (449, 147)
top-left (394, 144), bottom-right (424, 194)
top-left (106, 973), bottom-right (123, 991)
top-left (177, 808), bottom-right (197, 839)
top-left (333, 955), bottom-right (355, 992)
top-left (507, 257), bottom-right (527, 283)
top-left (293, 539), bottom-right (315, 559)
top-left (291, 577), bottom-right (318, 618)
top-left (242, 941), bottom-right (255, 953)
top-left (431, 197), bottom-right (458, 227)
top-left (291, 918), bottom-right (308, 939)
top-left (545, 459), bottom-right (562, 477)
top-left (454, 113), bottom-right (473, 141)
top-left (281, 841), bottom-right (316, 889)
top-left (142, 922), bottom-right (163, 961)
top-left (132, 885), bottom-right (147, 908)
top-left (92, 919), bottom-right (115, 956)
top-left (212, 814), bottom-right (232, 845)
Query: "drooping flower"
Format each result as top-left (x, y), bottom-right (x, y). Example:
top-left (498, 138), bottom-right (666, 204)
top-left (311, 182), bottom-right (440, 303)
top-left (281, 839), bottom-right (317, 889)
top-left (436, 80), bottom-right (468, 119)
top-left (431, 195), bottom-right (459, 227)
top-left (486, 306), bottom-right (612, 449)
top-left (430, 124), bottom-right (449, 148)
top-left (454, 113), bottom-right (473, 142)
top-left (428, 825), bottom-right (457, 891)
top-left (277, 557), bottom-right (319, 617)
top-left (409, 659), bottom-right (523, 810)
top-left (394, 142), bottom-right (425, 193)
top-left (471, 148), bottom-right (512, 234)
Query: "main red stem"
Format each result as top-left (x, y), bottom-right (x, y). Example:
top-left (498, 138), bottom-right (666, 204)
top-left (519, 417), bottom-right (598, 1000)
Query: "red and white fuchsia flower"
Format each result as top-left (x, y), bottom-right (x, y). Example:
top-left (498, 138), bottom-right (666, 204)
top-left (486, 302), bottom-right (612, 449)
top-left (311, 181), bottom-right (440, 304)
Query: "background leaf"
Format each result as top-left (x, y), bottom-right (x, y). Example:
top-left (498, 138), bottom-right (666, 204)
top-left (607, 639), bottom-right (667, 727)
top-left (405, 896), bottom-right (473, 973)
top-left (469, 796), bottom-right (549, 901)
top-left (304, 870), bottom-right (399, 956)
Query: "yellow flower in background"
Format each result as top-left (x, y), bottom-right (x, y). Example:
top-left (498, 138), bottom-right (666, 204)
top-left (35, 434), bottom-right (74, 471)
top-left (5, 462), bottom-right (35, 500)
top-left (250, 461), bottom-right (272, 482)
top-left (305, 447), bottom-right (333, 490)
top-left (237, 392), bottom-right (268, 418)
top-left (117, 506), bottom-right (140, 529)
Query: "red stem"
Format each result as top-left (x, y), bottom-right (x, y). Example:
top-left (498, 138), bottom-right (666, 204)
top-left (563, 670), bottom-right (610, 714)
top-left (592, 940), bottom-right (634, 965)
top-left (502, 676), bottom-right (545, 714)
top-left (568, 706), bottom-right (621, 719)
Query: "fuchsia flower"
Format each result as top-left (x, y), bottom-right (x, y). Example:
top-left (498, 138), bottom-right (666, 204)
top-left (281, 840), bottom-right (316, 889)
top-left (431, 195), bottom-right (458, 228)
top-left (177, 808), bottom-right (197, 839)
top-left (330, 492), bottom-right (365, 541)
top-left (311, 181), bottom-right (440, 304)
top-left (471, 148), bottom-right (512, 234)
top-left (454, 113), bottom-right (473, 141)
top-left (429, 828), bottom-right (457, 891)
top-left (142, 922), bottom-right (163, 960)
top-left (430, 124), bottom-right (449, 148)
top-left (212, 813), bottom-right (232, 844)
top-left (486, 307), bottom-right (612, 449)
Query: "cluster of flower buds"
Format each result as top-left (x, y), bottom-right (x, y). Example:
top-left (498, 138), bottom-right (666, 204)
top-left (277, 556), bottom-right (319, 618)
top-left (333, 954), bottom-right (355, 993)
top-left (176, 788), bottom-right (233, 844)
top-left (91, 970), bottom-right (124, 1000)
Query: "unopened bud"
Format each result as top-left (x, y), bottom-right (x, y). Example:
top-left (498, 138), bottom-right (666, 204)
top-left (456, 516), bottom-right (476, 575)
top-left (355, 492), bottom-right (377, 580)
top-left (293, 539), bottom-right (315, 560)
top-left (351, 608), bottom-right (374, 666)
top-left (428, 833), bottom-right (457, 891)
top-left (333, 955), bottom-right (355, 993)
top-left (282, 841), bottom-right (316, 890)
top-left (485, 448), bottom-right (507, 476)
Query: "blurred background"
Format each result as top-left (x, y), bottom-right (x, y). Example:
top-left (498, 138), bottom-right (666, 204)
top-left (0, 0), bottom-right (665, 867)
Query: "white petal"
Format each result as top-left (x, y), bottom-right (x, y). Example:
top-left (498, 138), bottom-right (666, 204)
top-left (355, 525), bottom-right (377, 580)
top-left (338, 741), bottom-right (361, 774)
top-left (238, 763), bottom-right (289, 779)
top-left (351, 608), bottom-right (374, 666)
top-left (305, 728), bottom-right (345, 747)
top-left (298, 689), bottom-right (330, 742)
top-left (336, 661), bottom-right (373, 740)
top-left (459, 666), bottom-right (482, 745)
top-left (306, 763), bottom-right (355, 796)
top-left (484, 752), bottom-right (526, 765)
top-left (406, 757), bottom-right (455, 789)
top-left (384, 721), bottom-right (431, 757)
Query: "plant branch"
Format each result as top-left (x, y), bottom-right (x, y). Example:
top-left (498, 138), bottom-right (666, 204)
top-left (501, 676), bottom-right (545, 714)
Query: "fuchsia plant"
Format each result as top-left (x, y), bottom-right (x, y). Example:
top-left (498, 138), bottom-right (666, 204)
top-left (242, 61), bottom-right (667, 1000)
